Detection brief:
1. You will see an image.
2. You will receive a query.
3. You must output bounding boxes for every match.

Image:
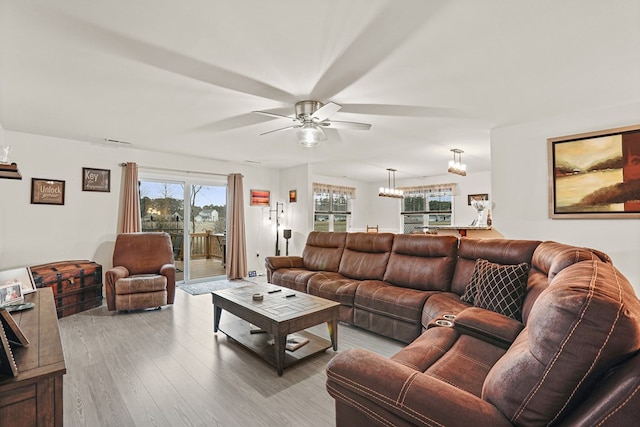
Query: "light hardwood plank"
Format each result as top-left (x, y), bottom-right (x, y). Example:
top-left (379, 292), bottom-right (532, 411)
top-left (58, 287), bottom-right (404, 426)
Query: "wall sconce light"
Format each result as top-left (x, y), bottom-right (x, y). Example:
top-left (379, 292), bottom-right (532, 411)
top-left (379, 168), bottom-right (404, 198)
top-left (448, 148), bottom-right (467, 176)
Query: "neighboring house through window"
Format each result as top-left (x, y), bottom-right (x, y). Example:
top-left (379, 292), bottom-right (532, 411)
top-left (313, 183), bottom-right (356, 232)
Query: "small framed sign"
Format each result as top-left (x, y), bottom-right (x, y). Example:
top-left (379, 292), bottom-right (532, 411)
top-left (82, 167), bottom-right (111, 192)
top-left (31, 178), bottom-right (65, 205)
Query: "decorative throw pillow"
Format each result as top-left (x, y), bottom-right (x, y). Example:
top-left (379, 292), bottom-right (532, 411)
top-left (460, 259), bottom-right (489, 304)
top-left (473, 261), bottom-right (530, 320)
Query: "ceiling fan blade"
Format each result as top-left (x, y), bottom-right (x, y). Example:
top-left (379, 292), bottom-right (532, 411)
top-left (253, 111), bottom-right (298, 121)
top-left (260, 125), bottom-right (299, 136)
top-left (339, 104), bottom-right (468, 118)
top-left (309, 1), bottom-right (445, 100)
top-left (311, 102), bottom-right (342, 122)
top-left (34, 9), bottom-right (298, 104)
top-left (322, 120), bottom-right (371, 131)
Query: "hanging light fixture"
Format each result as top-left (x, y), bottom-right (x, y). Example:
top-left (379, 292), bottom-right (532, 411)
top-left (379, 168), bottom-right (404, 198)
top-left (448, 148), bottom-right (467, 176)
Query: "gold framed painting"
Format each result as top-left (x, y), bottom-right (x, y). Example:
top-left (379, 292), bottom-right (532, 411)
top-left (548, 124), bottom-right (640, 218)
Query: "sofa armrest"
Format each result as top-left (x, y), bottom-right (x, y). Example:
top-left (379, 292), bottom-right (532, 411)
top-left (105, 266), bottom-right (130, 311)
top-left (326, 349), bottom-right (511, 427)
top-left (453, 307), bottom-right (524, 349)
top-left (264, 256), bottom-right (304, 281)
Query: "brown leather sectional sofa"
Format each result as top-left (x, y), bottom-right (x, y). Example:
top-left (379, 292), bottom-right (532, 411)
top-left (265, 231), bottom-right (640, 426)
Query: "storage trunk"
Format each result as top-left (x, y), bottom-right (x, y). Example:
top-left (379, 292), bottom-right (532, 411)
top-left (29, 260), bottom-right (103, 318)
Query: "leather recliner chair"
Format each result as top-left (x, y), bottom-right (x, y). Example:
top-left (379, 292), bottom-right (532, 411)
top-left (105, 232), bottom-right (176, 311)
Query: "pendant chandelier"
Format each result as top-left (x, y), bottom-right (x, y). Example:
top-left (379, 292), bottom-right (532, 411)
top-left (448, 148), bottom-right (467, 176)
top-left (379, 168), bottom-right (404, 198)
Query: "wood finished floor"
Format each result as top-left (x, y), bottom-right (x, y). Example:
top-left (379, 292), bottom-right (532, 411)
top-left (58, 286), bottom-right (404, 426)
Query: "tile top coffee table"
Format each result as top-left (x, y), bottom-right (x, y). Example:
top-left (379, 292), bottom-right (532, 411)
top-left (212, 283), bottom-right (340, 376)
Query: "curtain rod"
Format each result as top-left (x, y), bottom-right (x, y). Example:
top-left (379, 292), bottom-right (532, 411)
top-left (119, 163), bottom-right (232, 177)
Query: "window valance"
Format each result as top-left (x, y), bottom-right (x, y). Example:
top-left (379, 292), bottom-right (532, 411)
top-left (312, 183), bottom-right (357, 199)
top-left (398, 183), bottom-right (458, 196)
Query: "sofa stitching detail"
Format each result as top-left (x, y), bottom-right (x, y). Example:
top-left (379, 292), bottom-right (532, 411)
top-left (513, 260), bottom-right (601, 422)
top-left (456, 322), bottom-right (516, 343)
top-left (328, 371), bottom-right (444, 426)
top-left (446, 350), bottom-right (494, 371)
top-left (394, 360), bottom-right (421, 371)
top-left (596, 382), bottom-right (640, 426)
top-left (397, 372), bottom-right (419, 405)
top-left (326, 385), bottom-right (395, 427)
top-left (549, 263), bottom-right (624, 425)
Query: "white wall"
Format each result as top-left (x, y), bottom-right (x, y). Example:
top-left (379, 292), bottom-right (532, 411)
top-left (0, 130), bottom-right (279, 277)
top-left (492, 102), bottom-right (640, 294)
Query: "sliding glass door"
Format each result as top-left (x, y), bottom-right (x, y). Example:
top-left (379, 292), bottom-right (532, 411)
top-left (139, 179), bottom-right (227, 283)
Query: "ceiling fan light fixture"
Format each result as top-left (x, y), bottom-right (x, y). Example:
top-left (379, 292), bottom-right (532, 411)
top-left (297, 122), bottom-right (326, 147)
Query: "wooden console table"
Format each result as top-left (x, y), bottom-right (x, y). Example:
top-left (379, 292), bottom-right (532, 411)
top-left (0, 288), bottom-right (66, 426)
top-left (429, 225), bottom-right (492, 236)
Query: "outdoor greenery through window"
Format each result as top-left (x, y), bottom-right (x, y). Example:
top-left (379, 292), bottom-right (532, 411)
top-left (313, 183), bottom-right (355, 232)
top-left (401, 184), bottom-right (456, 233)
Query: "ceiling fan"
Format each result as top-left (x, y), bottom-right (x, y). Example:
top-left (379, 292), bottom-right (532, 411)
top-left (253, 100), bottom-right (372, 147)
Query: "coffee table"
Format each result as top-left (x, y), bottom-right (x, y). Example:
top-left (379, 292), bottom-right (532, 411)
top-left (212, 283), bottom-right (340, 376)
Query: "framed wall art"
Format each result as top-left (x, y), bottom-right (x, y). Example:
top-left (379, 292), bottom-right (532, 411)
top-left (82, 167), bottom-right (110, 192)
top-left (467, 193), bottom-right (488, 205)
top-left (289, 189), bottom-right (297, 203)
top-left (31, 178), bottom-right (65, 205)
top-left (548, 124), bottom-right (640, 219)
top-left (250, 189), bottom-right (270, 207)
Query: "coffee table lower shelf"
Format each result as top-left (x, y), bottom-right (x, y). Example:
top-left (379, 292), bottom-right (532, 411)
top-left (219, 319), bottom-right (333, 371)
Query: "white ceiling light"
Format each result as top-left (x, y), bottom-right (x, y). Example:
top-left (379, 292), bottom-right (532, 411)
top-left (379, 168), bottom-right (404, 198)
top-left (448, 148), bottom-right (467, 176)
top-left (297, 122), bottom-right (326, 147)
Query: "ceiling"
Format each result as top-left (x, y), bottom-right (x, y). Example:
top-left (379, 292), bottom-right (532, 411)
top-left (1, 0), bottom-right (639, 182)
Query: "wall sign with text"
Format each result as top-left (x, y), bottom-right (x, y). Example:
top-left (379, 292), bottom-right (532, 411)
top-left (31, 178), bottom-right (65, 205)
top-left (82, 167), bottom-right (111, 192)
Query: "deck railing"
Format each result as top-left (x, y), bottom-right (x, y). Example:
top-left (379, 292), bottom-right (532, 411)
top-left (169, 231), bottom-right (225, 261)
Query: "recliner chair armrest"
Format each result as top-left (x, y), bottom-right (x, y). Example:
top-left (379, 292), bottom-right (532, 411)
top-left (105, 266), bottom-right (130, 311)
top-left (326, 349), bottom-right (511, 427)
top-left (159, 263), bottom-right (176, 304)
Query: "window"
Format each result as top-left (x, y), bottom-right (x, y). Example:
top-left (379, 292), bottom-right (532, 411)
top-left (400, 184), bottom-right (457, 233)
top-left (313, 183), bottom-right (355, 232)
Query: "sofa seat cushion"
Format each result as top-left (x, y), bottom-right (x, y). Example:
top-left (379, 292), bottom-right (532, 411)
top-left (270, 268), bottom-right (319, 292)
top-left (392, 326), bottom-right (507, 397)
top-left (307, 272), bottom-right (361, 306)
top-left (482, 260), bottom-right (640, 425)
top-left (354, 280), bottom-right (435, 324)
top-left (115, 274), bottom-right (167, 295)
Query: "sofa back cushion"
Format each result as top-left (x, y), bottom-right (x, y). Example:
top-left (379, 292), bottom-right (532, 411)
top-left (383, 234), bottom-right (458, 291)
top-left (451, 238), bottom-right (540, 296)
top-left (339, 232), bottom-right (394, 280)
top-left (302, 231), bottom-right (347, 272)
top-left (523, 241), bottom-right (612, 324)
top-left (482, 260), bottom-right (640, 426)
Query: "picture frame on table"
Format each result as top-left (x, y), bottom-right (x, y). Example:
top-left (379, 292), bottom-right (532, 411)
top-left (82, 167), bottom-right (111, 192)
top-left (0, 267), bottom-right (36, 295)
top-left (548, 124), bottom-right (640, 219)
top-left (31, 178), bottom-right (65, 205)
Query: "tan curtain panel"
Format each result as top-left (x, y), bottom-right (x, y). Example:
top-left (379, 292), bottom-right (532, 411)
top-left (226, 173), bottom-right (248, 279)
top-left (121, 162), bottom-right (141, 233)
top-left (312, 182), bottom-right (357, 199)
top-left (398, 183), bottom-right (458, 196)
